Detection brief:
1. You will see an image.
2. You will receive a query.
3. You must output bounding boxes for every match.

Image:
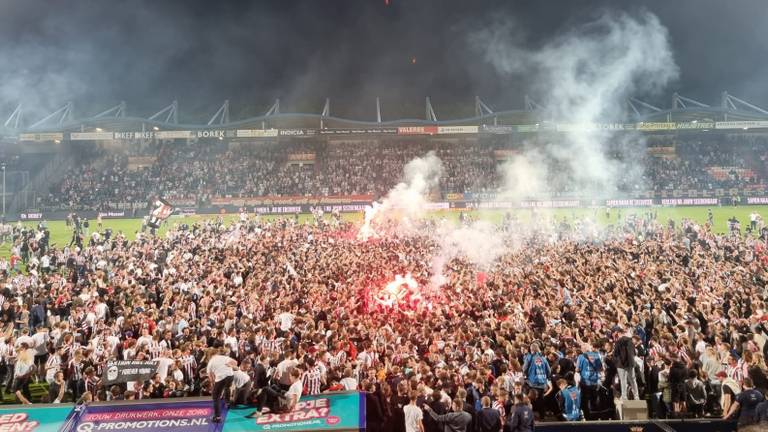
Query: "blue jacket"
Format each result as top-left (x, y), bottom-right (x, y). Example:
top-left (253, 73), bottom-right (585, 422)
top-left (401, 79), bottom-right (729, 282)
top-left (523, 353), bottom-right (550, 389)
top-left (559, 385), bottom-right (582, 421)
top-left (477, 407), bottom-right (501, 432)
top-left (576, 352), bottom-right (603, 386)
top-left (507, 405), bottom-right (534, 432)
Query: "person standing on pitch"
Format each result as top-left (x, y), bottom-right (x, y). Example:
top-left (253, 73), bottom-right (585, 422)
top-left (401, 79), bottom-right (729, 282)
top-left (207, 347), bottom-right (237, 423)
top-left (613, 330), bottom-right (640, 401)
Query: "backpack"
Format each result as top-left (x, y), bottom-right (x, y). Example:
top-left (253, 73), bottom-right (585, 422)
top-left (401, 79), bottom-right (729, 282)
top-left (589, 384), bottom-right (614, 419)
top-left (686, 379), bottom-right (706, 406)
top-left (525, 353), bottom-right (549, 388)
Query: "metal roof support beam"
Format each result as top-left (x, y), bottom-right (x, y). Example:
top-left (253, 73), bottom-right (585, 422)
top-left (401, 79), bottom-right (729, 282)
top-left (672, 93), bottom-right (709, 110)
top-left (264, 99), bottom-right (280, 116)
top-left (627, 99), bottom-right (640, 117)
top-left (475, 96), bottom-right (493, 117)
top-left (29, 102), bottom-right (73, 129)
top-left (425, 97), bottom-right (437, 122)
top-left (93, 101), bottom-right (126, 119)
top-left (628, 97), bottom-right (661, 112)
top-left (376, 97), bottom-right (382, 123)
top-left (722, 91), bottom-right (738, 111)
top-left (320, 98), bottom-right (330, 129)
top-left (722, 91), bottom-right (768, 115)
top-left (524, 95), bottom-right (544, 112)
top-left (149, 100), bottom-right (178, 124)
top-left (59, 102), bottom-right (73, 125)
top-left (207, 100), bottom-right (230, 125)
top-left (3, 104), bottom-right (22, 129)
top-left (321, 98), bottom-right (330, 117)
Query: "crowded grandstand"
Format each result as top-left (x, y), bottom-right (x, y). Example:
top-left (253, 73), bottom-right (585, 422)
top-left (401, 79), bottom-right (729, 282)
top-left (2, 1), bottom-right (768, 432)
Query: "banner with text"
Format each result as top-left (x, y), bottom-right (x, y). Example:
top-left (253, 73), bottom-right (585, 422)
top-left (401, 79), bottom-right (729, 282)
top-left (102, 360), bottom-right (158, 386)
top-left (319, 128), bottom-right (398, 135)
top-left (62, 400), bottom-right (225, 432)
top-left (0, 405), bottom-right (72, 432)
top-left (224, 391), bottom-right (365, 432)
top-left (397, 126), bottom-right (438, 135)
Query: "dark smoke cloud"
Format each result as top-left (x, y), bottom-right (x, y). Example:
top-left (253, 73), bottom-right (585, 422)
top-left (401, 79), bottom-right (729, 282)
top-left (0, 0), bottom-right (767, 125)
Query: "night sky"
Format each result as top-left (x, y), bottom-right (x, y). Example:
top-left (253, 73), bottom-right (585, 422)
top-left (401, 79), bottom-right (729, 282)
top-left (1, 0), bottom-right (766, 122)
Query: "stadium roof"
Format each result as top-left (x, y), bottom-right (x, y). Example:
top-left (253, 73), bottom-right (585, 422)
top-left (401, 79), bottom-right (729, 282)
top-left (3, 91), bottom-right (768, 136)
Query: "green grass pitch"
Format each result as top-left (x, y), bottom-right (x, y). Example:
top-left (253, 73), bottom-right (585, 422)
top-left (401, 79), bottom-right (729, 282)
top-left (0, 205), bottom-right (764, 259)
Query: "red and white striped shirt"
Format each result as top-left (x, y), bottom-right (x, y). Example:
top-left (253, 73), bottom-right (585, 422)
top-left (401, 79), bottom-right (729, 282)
top-left (329, 351), bottom-right (347, 370)
top-left (726, 362), bottom-right (743, 383)
top-left (303, 365), bottom-right (323, 395)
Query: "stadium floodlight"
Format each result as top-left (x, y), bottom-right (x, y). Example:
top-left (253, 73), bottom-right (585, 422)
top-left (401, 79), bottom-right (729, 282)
top-left (29, 102), bottom-right (73, 129)
top-left (148, 100), bottom-right (178, 124)
top-left (3, 104), bottom-right (22, 130)
top-left (207, 100), bottom-right (230, 126)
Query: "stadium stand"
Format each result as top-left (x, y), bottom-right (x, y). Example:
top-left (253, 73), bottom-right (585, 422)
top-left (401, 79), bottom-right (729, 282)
top-left (38, 132), bottom-right (768, 211)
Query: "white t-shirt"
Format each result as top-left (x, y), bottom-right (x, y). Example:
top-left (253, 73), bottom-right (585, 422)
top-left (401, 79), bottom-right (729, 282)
top-left (278, 312), bottom-right (295, 332)
top-left (16, 335), bottom-right (34, 349)
top-left (32, 333), bottom-right (49, 355)
top-left (276, 358), bottom-right (298, 380)
top-left (95, 303), bottom-right (109, 320)
top-left (340, 377), bottom-right (358, 391)
top-left (285, 380), bottom-right (303, 408)
top-left (155, 356), bottom-right (175, 381)
top-left (206, 354), bottom-right (235, 382)
top-left (232, 370), bottom-right (250, 388)
top-left (404, 404), bottom-right (422, 432)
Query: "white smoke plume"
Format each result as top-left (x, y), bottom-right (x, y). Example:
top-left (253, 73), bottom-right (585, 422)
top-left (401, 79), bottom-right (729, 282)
top-left (358, 151), bottom-right (443, 240)
top-left (366, 11), bottom-right (680, 290)
top-left (429, 219), bottom-right (508, 287)
top-left (497, 148), bottom-right (549, 200)
top-left (425, 11), bottom-right (680, 286)
top-left (475, 10), bottom-right (679, 199)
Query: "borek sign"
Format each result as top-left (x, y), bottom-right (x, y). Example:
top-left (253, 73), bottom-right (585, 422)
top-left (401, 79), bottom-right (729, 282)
top-left (224, 391), bottom-right (365, 432)
top-left (0, 406), bottom-right (72, 432)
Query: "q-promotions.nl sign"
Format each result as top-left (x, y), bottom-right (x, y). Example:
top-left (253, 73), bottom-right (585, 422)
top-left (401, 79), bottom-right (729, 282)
top-left (62, 400), bottom-right (224, 432)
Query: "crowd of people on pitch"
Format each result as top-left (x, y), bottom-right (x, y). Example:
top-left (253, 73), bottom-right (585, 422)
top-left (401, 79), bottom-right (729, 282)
top-left (0, 210), bottom-right (766, 428)
top-left (40, 134), bottom-right (768, 211)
